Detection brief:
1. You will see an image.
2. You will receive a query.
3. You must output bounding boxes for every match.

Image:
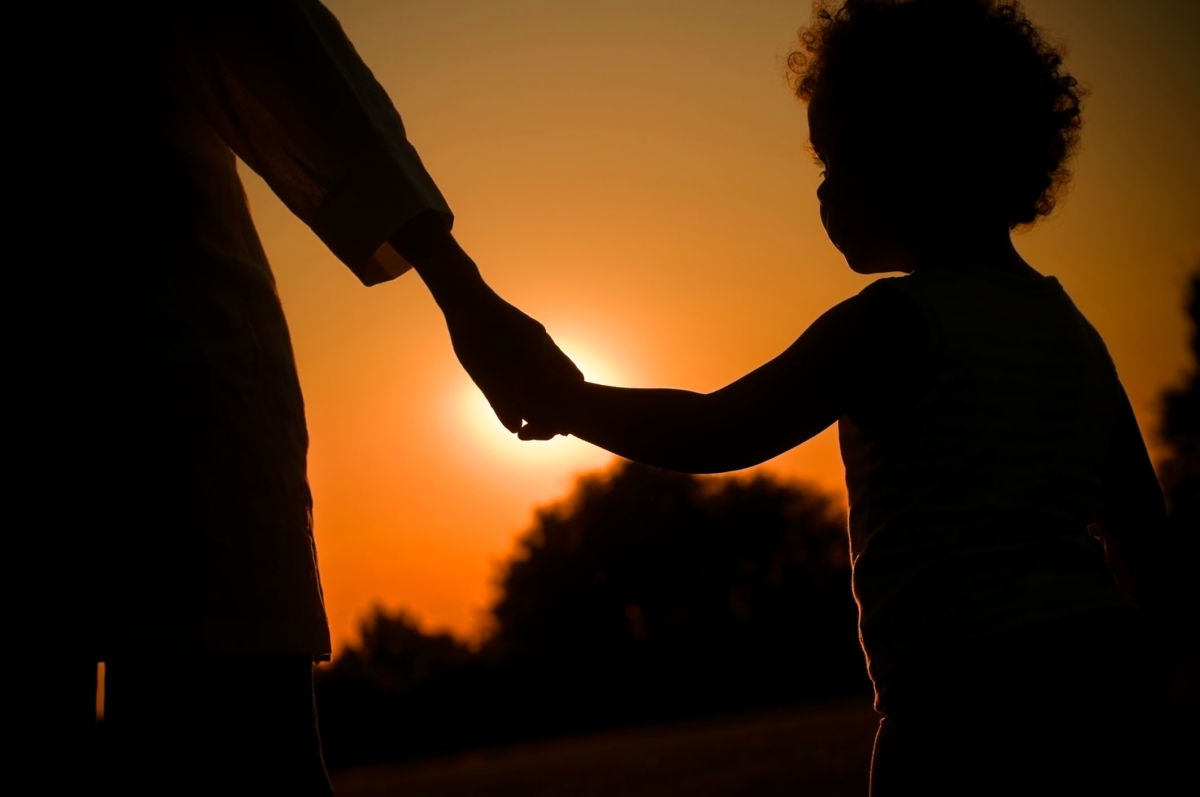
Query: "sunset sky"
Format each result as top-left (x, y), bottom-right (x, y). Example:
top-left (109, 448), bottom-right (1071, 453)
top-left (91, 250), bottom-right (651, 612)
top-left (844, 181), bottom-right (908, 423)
top-left (238, 0), bottom-right (1200, 652)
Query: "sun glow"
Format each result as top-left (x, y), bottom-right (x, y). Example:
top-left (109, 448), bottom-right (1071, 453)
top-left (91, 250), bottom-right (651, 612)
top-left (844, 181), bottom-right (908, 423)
top-left (448, 334), bottom-right (629, 476)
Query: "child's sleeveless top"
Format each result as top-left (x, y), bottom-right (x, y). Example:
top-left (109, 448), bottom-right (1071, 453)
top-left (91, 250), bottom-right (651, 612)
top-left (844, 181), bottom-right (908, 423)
top-left (839, 267), bottom-right (1134, 710)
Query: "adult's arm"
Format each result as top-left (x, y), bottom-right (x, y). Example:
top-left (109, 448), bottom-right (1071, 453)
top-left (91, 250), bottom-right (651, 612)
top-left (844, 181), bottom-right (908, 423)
top-left (175, 0), bottom-right (580, 428)
top-left (176, 0), bottom-right (450, 282)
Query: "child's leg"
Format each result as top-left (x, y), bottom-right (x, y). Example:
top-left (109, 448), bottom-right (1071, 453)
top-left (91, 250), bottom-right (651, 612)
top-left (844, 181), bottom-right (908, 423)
top-left (870, 705), bottom-right (1158, 796)
top-left (872, 609), bottom-right (1169, 796)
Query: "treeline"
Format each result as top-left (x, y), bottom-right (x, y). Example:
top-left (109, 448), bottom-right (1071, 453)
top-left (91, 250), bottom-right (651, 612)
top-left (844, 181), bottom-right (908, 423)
top-left (315, 464), bottom-right (869, 770)
top-left (1160, 271), bottom-right (1199, 553)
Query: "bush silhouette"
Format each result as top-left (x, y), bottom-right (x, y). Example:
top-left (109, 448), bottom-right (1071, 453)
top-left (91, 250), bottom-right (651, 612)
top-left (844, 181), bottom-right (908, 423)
top-left (487, 463), bottom-right (866, 719)
top-left (1159, 269), bottom-right (1199, 548)
top-left (317, 463), bottom-right (868, 768)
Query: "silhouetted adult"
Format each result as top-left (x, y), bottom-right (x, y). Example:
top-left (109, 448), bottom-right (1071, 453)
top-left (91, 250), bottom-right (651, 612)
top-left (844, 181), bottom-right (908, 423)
top-left (25, 2), bottom-right (578, 793)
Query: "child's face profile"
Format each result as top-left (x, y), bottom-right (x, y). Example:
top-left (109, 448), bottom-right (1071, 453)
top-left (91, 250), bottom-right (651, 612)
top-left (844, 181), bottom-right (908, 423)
top-left (808, 93), bottom-right (920, 275)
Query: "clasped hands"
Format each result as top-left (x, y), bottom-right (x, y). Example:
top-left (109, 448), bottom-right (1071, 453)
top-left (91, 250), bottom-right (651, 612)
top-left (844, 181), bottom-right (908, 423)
top-left (442, 284), bottom-right (579, 441)
top-left (390, 213), bottom-right (580, 438)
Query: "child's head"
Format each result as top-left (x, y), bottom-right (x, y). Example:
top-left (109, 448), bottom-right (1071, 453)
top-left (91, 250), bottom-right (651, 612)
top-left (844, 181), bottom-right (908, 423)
top-left (788, 0), bottom-right (1082, 273)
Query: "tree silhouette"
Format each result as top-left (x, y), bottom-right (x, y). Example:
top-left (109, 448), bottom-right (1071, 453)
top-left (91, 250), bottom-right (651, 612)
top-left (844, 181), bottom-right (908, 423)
top-left (315, 463), bottom-right (869, 769)
top-left (1159, 268), bottom-right (1199, 548)
top-left (327, 606), bottom-right (473, 696)
top-left (1157, 268), bottom-right (1199, 700)
top-left (487, 462), bottom-right (867, 722)
top-left (315, 606), bottom-right (484, 768)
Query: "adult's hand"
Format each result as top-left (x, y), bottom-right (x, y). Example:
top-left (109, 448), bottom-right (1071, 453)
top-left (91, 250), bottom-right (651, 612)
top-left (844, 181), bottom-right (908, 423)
top-left (391, 215), bottom-right (582, 433)
top-left (443, 286), bottom-right (583, 433)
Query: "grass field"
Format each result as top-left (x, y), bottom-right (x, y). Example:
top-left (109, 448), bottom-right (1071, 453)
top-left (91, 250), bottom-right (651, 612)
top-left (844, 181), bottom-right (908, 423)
top-left (331, 697), bottom-right (879, 796)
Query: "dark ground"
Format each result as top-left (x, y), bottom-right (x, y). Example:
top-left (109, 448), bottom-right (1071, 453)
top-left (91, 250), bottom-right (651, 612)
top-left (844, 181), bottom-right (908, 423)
top-left (331, 697), bottom-right (879, 797)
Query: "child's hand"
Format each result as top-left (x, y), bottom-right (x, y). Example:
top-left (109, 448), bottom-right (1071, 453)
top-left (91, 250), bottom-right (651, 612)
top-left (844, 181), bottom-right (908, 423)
top-left (517, 420), bottom-right (565, 440)
top-left (516, 379), bottom-right (582, 441)
top-left (517, 422), bottom-right (561, 441)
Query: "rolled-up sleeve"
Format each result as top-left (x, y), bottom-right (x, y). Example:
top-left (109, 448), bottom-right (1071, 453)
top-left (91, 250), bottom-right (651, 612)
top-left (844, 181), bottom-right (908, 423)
top-left (177, 0), bottom-right (450, 284)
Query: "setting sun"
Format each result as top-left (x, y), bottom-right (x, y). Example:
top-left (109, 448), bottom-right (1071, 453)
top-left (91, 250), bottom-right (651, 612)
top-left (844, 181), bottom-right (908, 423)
top-left (451, 333), bottom-right (633, 468)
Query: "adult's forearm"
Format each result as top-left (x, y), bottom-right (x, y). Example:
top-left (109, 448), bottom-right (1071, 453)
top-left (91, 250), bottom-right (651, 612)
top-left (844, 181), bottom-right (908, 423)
top-left (388, 214), bottom-right (490, 316)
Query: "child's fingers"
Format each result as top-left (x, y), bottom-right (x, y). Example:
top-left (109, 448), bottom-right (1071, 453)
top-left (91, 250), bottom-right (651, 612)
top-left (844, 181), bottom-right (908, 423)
top-left (518, 422), bottom-right (561, 441)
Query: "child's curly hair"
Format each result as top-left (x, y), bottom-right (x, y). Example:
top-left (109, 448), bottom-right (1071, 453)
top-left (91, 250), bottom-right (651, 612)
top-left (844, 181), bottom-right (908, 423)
top-left (788, 0), bottom-right (1083, 228)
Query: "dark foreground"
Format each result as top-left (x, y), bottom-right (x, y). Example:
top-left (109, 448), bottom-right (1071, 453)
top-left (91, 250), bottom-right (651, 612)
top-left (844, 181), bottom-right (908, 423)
top-left (332, 697), bottom-right (879, 797)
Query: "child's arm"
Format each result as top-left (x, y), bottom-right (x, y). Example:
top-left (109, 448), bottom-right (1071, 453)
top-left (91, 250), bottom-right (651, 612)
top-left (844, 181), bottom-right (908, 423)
top-left (1093, 385), bottom-right (1198, 710)
top-left (1094, 386), bottom-right (1181, 645)
top-left (520, 284), bottom-right (925, 474)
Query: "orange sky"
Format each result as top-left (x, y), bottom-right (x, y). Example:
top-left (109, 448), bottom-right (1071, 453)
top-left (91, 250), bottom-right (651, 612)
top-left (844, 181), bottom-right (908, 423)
top-left (238, 0), bottom-right (1200, 652)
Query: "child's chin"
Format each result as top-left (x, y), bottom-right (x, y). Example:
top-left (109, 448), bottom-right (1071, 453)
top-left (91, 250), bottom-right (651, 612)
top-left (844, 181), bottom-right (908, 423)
top-left (844, 251), bottom-right (899, 275)
top-left (841, 242), bottom-right (915, 275)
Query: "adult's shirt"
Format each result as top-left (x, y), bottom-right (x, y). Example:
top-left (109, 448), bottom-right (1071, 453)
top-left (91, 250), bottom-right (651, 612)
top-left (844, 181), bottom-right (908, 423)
top-left (42, 1), bottom-right (450, 659)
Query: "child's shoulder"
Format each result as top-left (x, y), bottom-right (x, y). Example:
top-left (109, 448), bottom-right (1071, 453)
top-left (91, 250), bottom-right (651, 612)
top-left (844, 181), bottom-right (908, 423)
top-left (864, 265), bottom-right (1073, 310)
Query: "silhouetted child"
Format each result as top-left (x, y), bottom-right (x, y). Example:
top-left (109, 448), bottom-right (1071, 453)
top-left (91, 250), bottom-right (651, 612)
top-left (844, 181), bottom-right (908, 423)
top-left (520, 1), bottom-right (1182, 793)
